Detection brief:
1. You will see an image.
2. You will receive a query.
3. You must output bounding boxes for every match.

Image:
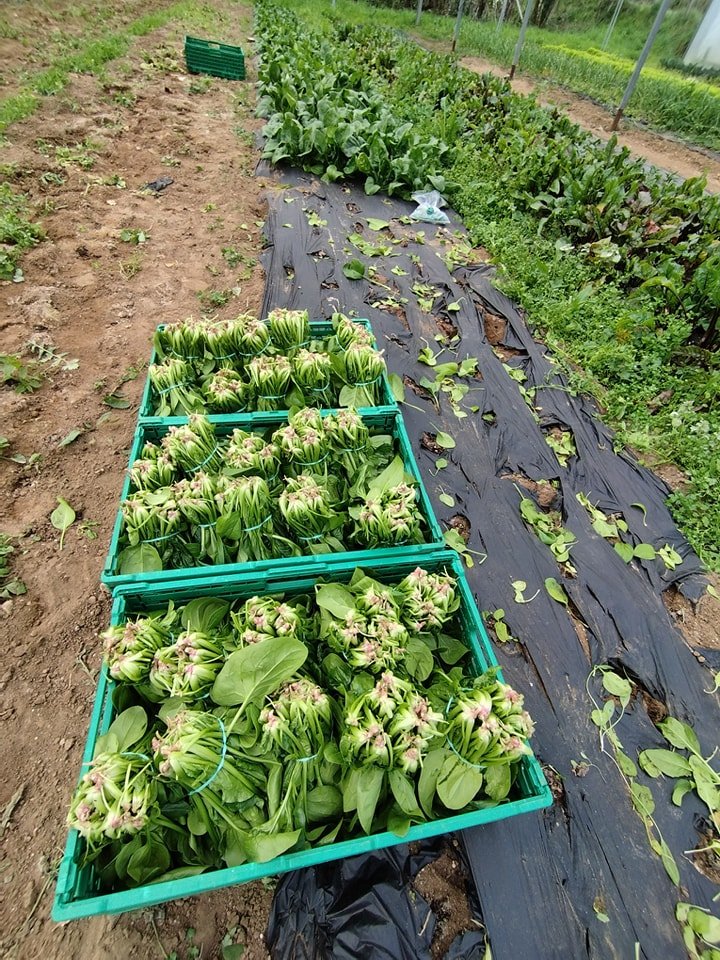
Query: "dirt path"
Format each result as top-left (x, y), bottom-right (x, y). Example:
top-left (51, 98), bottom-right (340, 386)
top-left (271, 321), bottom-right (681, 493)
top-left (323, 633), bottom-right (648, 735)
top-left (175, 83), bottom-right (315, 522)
top-left (412, 35), bottom-right (720, 191)
top-left (0, 6), bottom-right (275, 959)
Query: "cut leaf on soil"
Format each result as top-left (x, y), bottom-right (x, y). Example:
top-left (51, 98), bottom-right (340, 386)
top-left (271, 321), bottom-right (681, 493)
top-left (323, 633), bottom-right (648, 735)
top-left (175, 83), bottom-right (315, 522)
top-left (51, 497), bottom-right (76, 549)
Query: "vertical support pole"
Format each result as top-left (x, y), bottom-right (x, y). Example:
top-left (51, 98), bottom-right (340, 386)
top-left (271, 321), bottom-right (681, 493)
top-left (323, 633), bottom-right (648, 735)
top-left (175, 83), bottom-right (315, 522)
top-left (602, 0), bottom-right (625, 51)
top-left (509, 0), bottom-right (535, 79)
top-left (451, 0), bottom-right (466, 52)
top-left (415, 0), bottom-right (423, 26)
top-left (496, 0), bottom-right (510, 33)
top-left (610, 0), bottom-right (674, 131)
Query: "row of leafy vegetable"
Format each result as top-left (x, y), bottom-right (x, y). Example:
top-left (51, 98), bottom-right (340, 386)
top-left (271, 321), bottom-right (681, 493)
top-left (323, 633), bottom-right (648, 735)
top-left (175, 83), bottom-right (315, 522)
top-left (148, 310), bottom-right (389, 415)
top-left (257, 1), bottom-right (720, 351)
top-left (68, 567), bottom-right (536, 887)
top-left (256, 0), bottom-right (720, 571)
top-left (114, 408), bottom-right (432, 574)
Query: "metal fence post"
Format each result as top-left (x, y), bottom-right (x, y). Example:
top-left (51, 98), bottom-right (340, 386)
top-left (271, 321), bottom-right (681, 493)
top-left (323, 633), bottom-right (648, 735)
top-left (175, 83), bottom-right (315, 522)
top-left (416, 0), bottom-right (423, 26)
top-left (496, 0), bottom-right (510, 33)
top-left (509, 0), bottom-right (535, 79)
top-left (610, 0), bottom-right (674, 130)
top-left (602, 0), bottom-right (625, 51)
top-left (451, 0), bottom-right (466, 52)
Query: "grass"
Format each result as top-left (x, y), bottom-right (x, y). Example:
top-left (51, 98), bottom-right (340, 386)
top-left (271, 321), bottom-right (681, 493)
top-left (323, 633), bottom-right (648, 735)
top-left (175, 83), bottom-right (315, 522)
top-left (0, 184), bottom-right (44, 280)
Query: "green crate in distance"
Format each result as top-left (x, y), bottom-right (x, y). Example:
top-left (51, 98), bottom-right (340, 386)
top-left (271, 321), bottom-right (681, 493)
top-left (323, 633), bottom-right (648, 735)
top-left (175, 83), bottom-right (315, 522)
top-left (184, 35), bottom-right (245, 81)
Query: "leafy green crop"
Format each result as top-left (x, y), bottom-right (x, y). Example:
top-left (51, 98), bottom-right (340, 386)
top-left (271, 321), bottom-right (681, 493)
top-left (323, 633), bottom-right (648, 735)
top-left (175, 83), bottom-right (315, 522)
top-left (255, 2), bottom-right (449, 198)
top-left (265, 0), bottom-right (719, 568)
top-left (66, 567), bottom-right (537, 888)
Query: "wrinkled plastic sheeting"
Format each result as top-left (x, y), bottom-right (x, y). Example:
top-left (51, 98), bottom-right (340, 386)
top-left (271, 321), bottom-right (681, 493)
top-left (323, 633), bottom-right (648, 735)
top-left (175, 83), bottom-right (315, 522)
top-left (267, 842), bottom-right (464, 959)
top-left (259, 165), bottom-right (720, 960)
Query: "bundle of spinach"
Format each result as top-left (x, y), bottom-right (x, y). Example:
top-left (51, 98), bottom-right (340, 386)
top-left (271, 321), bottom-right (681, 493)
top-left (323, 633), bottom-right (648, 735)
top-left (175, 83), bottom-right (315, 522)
top-left (115, 408), bottom-right (428, 575)
top-left (148, 311), bottom-right (388, 415)
top-left (68, 567), bottom-right (537, 890)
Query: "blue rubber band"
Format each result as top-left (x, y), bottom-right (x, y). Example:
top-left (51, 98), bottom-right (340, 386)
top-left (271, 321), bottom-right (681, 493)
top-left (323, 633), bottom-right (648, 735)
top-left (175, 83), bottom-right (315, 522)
top-left (295, 750), bottom-right (319, 763)
top-left (168, 348), bottom-right (202, 360)
top-left (157, 380), bottom-right (192, 395)
top-left (197, 520), bottom-right (217, 529)
top-left (188, 444), bottom-right (220, 472)
top-left (243, 515), bottom-right (272, 533)
top-left (297, 531), bottom-right (325, 542)
top-left (259, 392), bottom-right (287, 401)
top-left (353, 376), bottom-right (381, 387)
top-left (141, 531), bottom-right (177, 544)
top-left (237, 342), bottom-right (269, 359)
top-left (188, 717), bottom-right (227, 796)
top-left (297, 452), bottom-right (328, 467)
top-left (445, 734), bottom-right (486, 769)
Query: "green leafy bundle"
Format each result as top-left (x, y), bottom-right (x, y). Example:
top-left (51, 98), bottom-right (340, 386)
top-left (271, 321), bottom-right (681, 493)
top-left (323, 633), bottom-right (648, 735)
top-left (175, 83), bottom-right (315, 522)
top-left (115, 409), bottom-right (428, 575)
top-left (148, 311), bottom-right (388, 414)
top-left (67, 567), bottom-right (537, 890)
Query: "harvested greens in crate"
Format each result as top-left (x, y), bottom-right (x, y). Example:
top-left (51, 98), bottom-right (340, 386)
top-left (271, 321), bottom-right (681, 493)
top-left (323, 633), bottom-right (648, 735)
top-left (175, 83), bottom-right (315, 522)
top-left (55, 552), bottom-right (550, 919)
top-left (105, 407), bottom-right (441, 583)
top-left (145, 310), bottom-right (392, 416)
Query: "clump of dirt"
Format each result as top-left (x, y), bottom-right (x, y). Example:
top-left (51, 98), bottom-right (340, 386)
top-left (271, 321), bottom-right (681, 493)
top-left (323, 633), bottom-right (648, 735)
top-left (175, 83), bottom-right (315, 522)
top-left (448, 513), bottom-right (471, 542)
top-left (640, 688), bottom-right (669, 725)
top-left (692, 831), bottom-right (720, 884)
top-left (543, 764), bottom-right (565, 806)
top-left (434, 314), bottom-right (458, 339)
top-left (383, 300), bottom-right (410, 330)
top-left (663, 576), bottom-right (720, 652)
top-left (482, 310), bottom-right (506, 345)
top-left (421, 431), bottom-right (445, 455)
top-left (414, 844), bottom-right (482, 960)
top-left (405, 376), bottom-right (434, 402)
top-left (502, 471), bottom-right (558, 510)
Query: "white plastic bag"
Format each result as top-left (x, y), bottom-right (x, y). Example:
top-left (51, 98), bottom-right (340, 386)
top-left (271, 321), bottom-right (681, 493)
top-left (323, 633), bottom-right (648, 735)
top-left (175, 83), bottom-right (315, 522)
top-left (410, 190), bottom-right (450, 225)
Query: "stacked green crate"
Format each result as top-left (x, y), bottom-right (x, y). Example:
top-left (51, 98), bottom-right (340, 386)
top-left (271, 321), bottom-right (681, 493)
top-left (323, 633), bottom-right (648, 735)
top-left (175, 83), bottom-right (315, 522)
top-left (53, 310), bottom-right (551, 921)
top-left (54, 551), bottom-right (551, 920)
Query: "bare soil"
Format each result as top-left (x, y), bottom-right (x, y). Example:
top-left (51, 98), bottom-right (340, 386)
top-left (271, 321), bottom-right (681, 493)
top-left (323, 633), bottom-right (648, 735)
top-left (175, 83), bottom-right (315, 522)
top-left (663, 573), bottom-right (720, 652)
top-left (0, 6), bottom-right (275, 959)
top-left (413, 842), bottom-right (480, 959)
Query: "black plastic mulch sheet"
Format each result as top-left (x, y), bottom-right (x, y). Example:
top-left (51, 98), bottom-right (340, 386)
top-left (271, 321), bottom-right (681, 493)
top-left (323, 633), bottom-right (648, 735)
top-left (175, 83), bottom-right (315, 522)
top-left (259, 167), bottom-right (719, 960)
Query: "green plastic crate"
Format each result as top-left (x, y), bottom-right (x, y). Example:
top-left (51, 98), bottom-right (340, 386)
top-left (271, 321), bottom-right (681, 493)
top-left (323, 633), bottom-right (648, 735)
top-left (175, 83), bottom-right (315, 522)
top-left (138, 318), bottom-right (397, 422)
top-left (101, 408), bottom-right (443, 591)
top-left (184, 35), bottom-right (245, 80)
top-left (53, 550), bottom-right (552, 921)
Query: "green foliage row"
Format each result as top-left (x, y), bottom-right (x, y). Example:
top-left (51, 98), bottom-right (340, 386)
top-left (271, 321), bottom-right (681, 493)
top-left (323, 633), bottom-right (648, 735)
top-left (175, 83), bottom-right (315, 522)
top-left (325, 0), bottom-right (718, 148)
top-left (661, 56), bottom-right (720, 85)
top-left (533, 43), bottom-right (720, 148)
top-left (260, 0), bottom-right (720, 569)
top-left (255, 4), bottom-right (449, 196)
